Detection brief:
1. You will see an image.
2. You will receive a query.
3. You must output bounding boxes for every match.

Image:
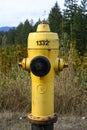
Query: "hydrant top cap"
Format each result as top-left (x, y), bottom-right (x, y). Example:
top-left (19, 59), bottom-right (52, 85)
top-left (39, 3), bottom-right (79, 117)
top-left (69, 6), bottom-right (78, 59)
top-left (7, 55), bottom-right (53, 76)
top-left (37, 21), bottom-right (50, 32)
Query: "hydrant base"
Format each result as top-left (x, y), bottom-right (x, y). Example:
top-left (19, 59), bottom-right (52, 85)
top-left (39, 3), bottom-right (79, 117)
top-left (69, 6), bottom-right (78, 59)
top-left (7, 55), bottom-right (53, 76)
top-left (28, 113), bottom-right (58, 125)
top-left (28, 113), bottom-right (58, 130)
top-left (31, 123), bottom-right (54, 130)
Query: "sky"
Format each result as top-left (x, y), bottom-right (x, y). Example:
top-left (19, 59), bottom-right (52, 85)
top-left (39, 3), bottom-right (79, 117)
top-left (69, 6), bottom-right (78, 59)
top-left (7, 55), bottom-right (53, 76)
top-left (0, 0), bottom-right (66, 27)
top-left (0, 0), bottom-right (81, 27)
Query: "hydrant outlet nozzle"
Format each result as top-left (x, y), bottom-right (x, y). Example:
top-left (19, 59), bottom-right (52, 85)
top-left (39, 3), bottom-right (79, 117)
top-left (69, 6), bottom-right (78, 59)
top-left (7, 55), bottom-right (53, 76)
top-left (54, 58), bottom-right (68, 72)
top-left (18, 58), bottom-right (30, 71)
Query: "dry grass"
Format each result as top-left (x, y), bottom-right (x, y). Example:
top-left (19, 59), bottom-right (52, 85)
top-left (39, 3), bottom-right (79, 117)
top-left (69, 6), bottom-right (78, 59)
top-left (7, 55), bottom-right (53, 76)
top-left (0, 63), bottom-right (87, 115)
top-left (0, 66), bottom-right (31, 112)
top-left (54, 58), bottom-right (87, 115)
top-left (0, 45), bottom-right (87, 115)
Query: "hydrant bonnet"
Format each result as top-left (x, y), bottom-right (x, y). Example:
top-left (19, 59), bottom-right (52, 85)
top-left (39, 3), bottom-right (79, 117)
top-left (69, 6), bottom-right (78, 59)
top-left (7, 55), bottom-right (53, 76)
top-left (36, 21), bottom-right (50, 32)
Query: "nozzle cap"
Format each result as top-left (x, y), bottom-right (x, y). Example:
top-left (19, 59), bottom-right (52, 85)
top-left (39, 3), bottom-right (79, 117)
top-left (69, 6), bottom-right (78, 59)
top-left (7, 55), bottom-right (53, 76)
top-left (30, 56), bottom-right (51, 77)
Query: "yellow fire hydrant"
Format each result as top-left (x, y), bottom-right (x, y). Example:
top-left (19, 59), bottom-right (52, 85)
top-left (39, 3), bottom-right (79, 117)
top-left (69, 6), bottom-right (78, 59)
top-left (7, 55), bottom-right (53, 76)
top-left (19, 21), bottom-right (68, 130)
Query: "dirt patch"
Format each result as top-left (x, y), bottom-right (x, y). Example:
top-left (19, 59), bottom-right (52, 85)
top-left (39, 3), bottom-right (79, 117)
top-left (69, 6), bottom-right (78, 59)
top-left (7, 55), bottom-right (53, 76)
top-left (0, 112), bottom-right (87, 130)
top-left (55, 115), bottom-right (87, 130)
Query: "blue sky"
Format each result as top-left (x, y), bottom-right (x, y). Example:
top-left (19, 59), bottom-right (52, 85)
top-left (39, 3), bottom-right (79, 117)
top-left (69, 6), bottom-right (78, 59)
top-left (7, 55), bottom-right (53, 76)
top-left (0, 0), bottom-right (81, 27)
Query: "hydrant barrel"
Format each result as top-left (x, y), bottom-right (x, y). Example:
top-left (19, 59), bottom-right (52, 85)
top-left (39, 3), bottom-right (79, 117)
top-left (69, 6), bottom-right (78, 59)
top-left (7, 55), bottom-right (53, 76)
top-left (19, 21), bottom-right (68, 129)
top-left (27, 22), bottom-right (59, 119)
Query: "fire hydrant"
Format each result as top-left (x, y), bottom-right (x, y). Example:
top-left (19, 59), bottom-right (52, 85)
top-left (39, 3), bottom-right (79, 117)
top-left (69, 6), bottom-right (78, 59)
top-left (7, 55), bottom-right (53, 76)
top-left (19, 21), bottom-right (68, 130)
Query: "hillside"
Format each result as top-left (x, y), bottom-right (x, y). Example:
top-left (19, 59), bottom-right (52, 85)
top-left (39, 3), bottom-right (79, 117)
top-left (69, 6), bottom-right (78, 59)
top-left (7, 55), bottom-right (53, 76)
top-left (0, 26), bottom-right (16, 32)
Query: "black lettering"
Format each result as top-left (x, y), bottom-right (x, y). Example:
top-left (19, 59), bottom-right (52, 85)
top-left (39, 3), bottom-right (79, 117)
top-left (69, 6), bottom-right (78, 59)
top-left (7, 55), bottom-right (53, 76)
top-left (36, 40), bottom-right (49, 46)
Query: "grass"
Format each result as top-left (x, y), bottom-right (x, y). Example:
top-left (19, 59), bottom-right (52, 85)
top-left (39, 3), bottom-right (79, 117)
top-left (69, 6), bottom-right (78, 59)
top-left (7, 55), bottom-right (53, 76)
top-left (55, 66), bottom-right (87, 115)
top-left (0, 44), bottom-right (87, 115)
top-left (0, 66), bottom-right (31, 112)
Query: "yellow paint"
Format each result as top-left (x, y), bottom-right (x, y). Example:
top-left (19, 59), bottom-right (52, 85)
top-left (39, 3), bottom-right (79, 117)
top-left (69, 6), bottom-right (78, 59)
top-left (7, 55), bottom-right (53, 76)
top-left (19, 21), bottom-right (68, 120)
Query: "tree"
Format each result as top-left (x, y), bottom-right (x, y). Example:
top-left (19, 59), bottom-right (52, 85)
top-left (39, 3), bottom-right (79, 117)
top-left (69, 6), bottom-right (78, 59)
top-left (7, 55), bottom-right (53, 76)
top-left (0, 32), bottom-right (5, 47)
top-left (15, 22), bottom-right (24, 44)
top-left (15, 20), bottom-right (33, 45)
top-left (80, 0), bottom-right (87, 14)
top-left (63, 0), bottom-right (78, 40)
top-left (48, 2), bottom-right (62, 37)
top-left (22, 19), bottom-right (33, 44)
top-left (33, 19), bottom-right (41, 32)
top-left (73, 0), bottom-right (87, 55)
top-left (7, 28), bottom-right (16, 45)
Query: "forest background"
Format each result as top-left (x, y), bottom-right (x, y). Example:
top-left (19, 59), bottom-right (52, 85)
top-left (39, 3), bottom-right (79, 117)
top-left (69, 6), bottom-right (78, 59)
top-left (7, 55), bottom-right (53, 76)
top-left (0, 0), bottom-right (87, 115)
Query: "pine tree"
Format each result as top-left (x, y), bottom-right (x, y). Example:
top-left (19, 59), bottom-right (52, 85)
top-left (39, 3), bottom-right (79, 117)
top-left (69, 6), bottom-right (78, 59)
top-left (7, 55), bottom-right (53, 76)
top-left (15, 22), bottom-right (24, 44)
top-left (63, 0), bottom-right (78, 40)
top-left (48, 2), bottom-right (62, 37)
top-left (22, 19), bottom-right (33, 44)
top-left (7, 28), bottom-right (16, 45)
top-left (0, 32), bottom-right (5, 47)
top-left (80, 0), bottom-right (87, 14)
top-left (33, 19), bottom-right (41, 32)
top-left (73, 0), bottom-right (87, 55)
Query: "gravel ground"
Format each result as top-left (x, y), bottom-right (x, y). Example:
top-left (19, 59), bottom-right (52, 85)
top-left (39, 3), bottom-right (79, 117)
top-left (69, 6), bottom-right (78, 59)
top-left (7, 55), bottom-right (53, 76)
top-left (0, 112), bottom-right (87, 130)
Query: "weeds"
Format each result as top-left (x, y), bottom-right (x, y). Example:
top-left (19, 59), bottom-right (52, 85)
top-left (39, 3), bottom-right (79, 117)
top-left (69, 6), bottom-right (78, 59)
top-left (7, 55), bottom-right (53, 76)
top-left (0, 65), bottom-right (31, 112)
top-left (0, 44), bottom-right (87, 115)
